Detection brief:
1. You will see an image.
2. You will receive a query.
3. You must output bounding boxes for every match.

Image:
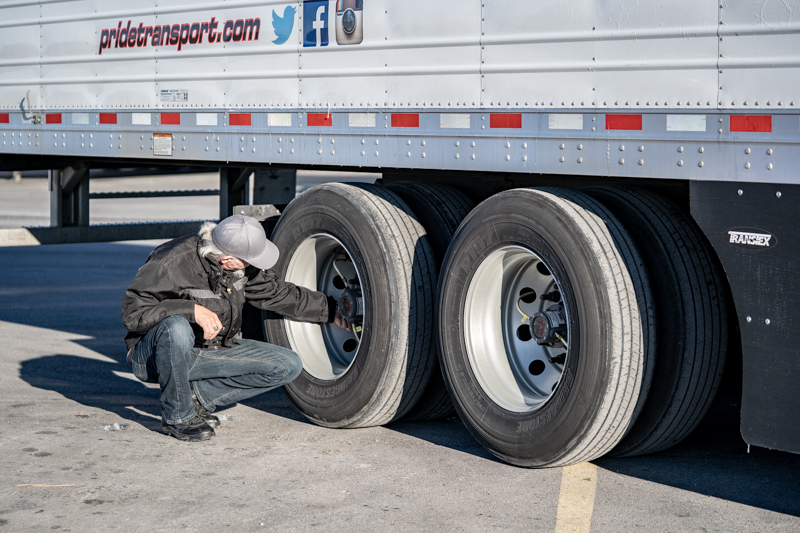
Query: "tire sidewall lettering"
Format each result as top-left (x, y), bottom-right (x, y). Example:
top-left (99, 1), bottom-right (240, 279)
top-left (291, 216), bottom-right (324, 241)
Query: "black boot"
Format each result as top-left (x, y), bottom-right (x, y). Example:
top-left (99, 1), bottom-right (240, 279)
top-left (162, 416), bottom-right (215, 442)
top-left (192, 396), bottom-right (220, 428)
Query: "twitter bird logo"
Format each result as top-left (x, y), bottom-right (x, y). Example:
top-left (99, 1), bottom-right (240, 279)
top-left (272, 6), bottom-right (296, 45)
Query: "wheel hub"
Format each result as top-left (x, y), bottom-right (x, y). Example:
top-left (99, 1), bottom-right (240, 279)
top-left (530, 306), bottom-right (568, 348)
top-left (338, 288), bottom-right (364, 322)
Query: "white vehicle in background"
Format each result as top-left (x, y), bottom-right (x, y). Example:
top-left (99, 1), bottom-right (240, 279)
top-left (1, 0), bottom-right (798, 467)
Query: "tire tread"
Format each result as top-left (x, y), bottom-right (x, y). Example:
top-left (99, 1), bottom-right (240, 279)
top-left (538, 188), bottom-right (654, 466)
top-left (587, 187), bottom-right (728, 456)
top-left (340, 183), bottom-right (438, 426)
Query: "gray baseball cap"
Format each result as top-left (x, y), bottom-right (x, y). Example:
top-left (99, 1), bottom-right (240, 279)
top-left (211, 215), bottom-right (280, 270)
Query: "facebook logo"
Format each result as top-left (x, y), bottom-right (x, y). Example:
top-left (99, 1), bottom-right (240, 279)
top-left (303, 0), bottom-right (329, 47)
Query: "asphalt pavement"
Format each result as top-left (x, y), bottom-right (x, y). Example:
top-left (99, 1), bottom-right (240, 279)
top-left (0, 175), bottom-right (799, 532)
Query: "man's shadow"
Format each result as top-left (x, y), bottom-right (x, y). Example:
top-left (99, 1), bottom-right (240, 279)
top-left (19, 354), bottom-right (164, 431)
top-left (19, 351), bottom-right (306, 432)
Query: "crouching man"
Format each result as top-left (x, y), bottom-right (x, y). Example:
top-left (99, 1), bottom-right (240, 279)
top-left (122, 215), bottom-right (349, 442)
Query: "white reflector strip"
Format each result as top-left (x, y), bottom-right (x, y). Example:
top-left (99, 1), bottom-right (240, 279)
top-left (196, 113), bottom-right (218, 126)
top-left (440, 114), bottom-right (470, 129)
top-left (268, 113), bottom-right (292, 127)
top-left (549, 114), bottom-right (583, 130)
top-left (71, 113), bottom-right (89, 125)
top-left (349, 113), bottom-right (376, 128)
top-left (132, 113), bottom-right (151, 126)
top-left (667, 115), bottom-right (706, 132)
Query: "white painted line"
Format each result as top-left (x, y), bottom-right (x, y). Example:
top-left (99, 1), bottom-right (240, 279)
top-left (71, 113), bottom-right (89, 125)
top-left (667, 114), bottom-right (706, 132)
top-left (440, 114), bottom-right (471, 129)
top-left (196, 113), bottom-right (218, 126)
top-left (268, 113), bottom-right (293, 127)
top-left (549, 114), bottom-right (584, 130)
top-left (349, 113), bottom-right (376, 128)
top-left (132, 113), bottom-right (152, 126)
top-left (554, 462), bottom-right (597, 533)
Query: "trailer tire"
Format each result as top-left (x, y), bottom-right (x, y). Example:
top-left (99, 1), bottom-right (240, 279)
top-left (438, 188), bottom-right (654, 467)
top-left (384, 181), bottom-right (475, 421)
top-left (585, 187), bottom-right (728, 456)
top-left (263, 183), bottom-right (438, 428)
top-left (383, 181), bottom-right (475, 268)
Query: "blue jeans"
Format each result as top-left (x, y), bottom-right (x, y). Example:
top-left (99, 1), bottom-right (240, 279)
top-left (130, 316), bottom-right (303, 425)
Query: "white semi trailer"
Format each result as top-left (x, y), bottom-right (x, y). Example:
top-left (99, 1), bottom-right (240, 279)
top-left (1, 0), bottom-right (798, 468)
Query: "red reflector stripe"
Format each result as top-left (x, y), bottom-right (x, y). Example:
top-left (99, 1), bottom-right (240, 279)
top-left (160, 113), bottom-right (181, 125)
top-left (490, 114), bottom-right (522, 129)
top-left (730, 115), bottom-right (772, 133)
top-left (0, 113), bottom-right (8, 124)
top-left (391, 114), bottom-right (420, 128)
top-left (606, 114), bottom-right (642, 130)
top-left (99, 113), bottom-right (117, 125)
top-left (46, 113), bottom-right (62, 125)
top-left (307, 113), bottom-right (332, 127)
top-left (229, 113), bottom-right (251, 126)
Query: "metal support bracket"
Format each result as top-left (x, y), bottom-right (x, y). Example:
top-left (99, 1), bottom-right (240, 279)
top-left (232, 204), bottom-right (281, 221)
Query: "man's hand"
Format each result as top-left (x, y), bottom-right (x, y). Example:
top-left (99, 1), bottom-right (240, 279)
top-left (334, 310), bottom-right (351, 331)
top-left (195, 304), bottom-right (223, 340)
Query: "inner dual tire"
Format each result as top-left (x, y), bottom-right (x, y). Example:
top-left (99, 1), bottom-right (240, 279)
top-left (263, 183), bottom-right (437, 428)
top-left (383, 182), bottom-right (475, 421)
top-left (585, 187), bottom-right (728, 456)
top-left (437, 188), bottom-right (655, 467)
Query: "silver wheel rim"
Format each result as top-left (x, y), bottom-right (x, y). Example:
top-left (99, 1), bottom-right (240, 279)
top-left (283, 233), bottom-right (364, 381)
top-left (463, 246), bottom-right (570, 413)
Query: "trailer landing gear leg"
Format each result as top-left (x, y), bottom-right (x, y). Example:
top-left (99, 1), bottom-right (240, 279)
top-left (49, 166), bottom-right (89, 228)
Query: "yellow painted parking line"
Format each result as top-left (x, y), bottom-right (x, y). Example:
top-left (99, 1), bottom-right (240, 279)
top-left (554, 462), bottom-right (598, 533)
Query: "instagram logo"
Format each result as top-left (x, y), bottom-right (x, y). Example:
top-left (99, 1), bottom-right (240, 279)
top-left (336, 0), bottom-right (363, 45)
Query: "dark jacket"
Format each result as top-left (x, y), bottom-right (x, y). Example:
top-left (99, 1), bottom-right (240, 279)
top-left (122, 234), bottom-right (332, 354)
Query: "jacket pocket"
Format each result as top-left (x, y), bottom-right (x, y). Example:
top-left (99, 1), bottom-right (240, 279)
top-left (131, 362), bottom-right (153, 383)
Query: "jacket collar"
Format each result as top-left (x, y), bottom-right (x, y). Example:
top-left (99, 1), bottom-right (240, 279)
top-left (196, 236), bottom-right (223, 279)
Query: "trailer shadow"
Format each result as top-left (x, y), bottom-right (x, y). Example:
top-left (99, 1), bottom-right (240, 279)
top-left (595, 393), bottom-right (800, 517)
top-left (0, 242), bottom-right (160, 361)
top-left (371, 393), bottom-right (800, 517)
top-left (388, 421), bottom-right (499, 462)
